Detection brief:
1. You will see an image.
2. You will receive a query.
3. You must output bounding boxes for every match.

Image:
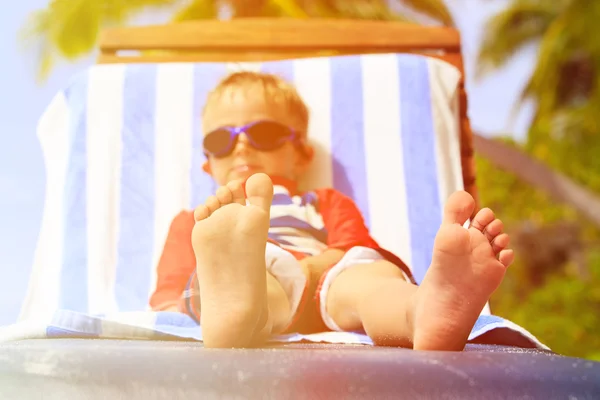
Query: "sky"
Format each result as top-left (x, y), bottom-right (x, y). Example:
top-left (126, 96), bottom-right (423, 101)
top-left (0, 0), bottom-right (537, 325)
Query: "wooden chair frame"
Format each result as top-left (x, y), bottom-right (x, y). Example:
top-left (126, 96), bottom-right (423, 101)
top-left (98, 18), bottom-right (478, 208)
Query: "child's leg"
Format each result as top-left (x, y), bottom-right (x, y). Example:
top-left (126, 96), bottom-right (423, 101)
top-left (325, 260), bottom-right (417, 347)
top-left (192, 174), bottom-right (296, 348)
top-left (324, 191), bottom-right (514, 351)
top-left (265, 271), bottom-right (293, 334)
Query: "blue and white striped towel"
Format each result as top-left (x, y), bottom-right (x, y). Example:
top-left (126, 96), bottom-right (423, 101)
top-left (2, 53), bottom-right (547, 350)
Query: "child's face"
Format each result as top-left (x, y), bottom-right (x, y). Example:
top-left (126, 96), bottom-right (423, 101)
top-left (202, 88), bottom-right (312, 186)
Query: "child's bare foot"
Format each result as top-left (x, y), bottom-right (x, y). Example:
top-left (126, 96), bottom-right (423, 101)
top-left (192, 173), bottom-right (274, 348)
top-left (412, 191), bottom-right (513, 351)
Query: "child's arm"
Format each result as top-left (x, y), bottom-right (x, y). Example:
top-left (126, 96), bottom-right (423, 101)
top-left (149, 211), bottom-right (197, 311)
top-left (305, 188), bottom-right (381, 283)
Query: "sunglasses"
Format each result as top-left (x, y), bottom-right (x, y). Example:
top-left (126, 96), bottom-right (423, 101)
top-left (203, 120), bottom-right (307, 158)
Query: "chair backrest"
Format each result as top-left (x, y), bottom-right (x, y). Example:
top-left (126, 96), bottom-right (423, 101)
top-left (17, 53), bottom-right (475, 322)
top-left (97, 19), bottom-right (479, 209)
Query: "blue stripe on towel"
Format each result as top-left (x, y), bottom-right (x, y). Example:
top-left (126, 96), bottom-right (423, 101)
top-left (190, 64), bottom-right (226, 209)
top-left (398, 56), bottom-right (442, 284)
top-left (155, 311), bottom-right (199, 328)
top-left (115, 65), bottom-right (157, 311)
top-left (47, 310), bottom-right (103, 337)
top-left (60, 74), bottom-right (90, 312)
top-left (330, 56), bottom-right (370, 226)
top-left (46, 326), bottom-right (99, 338)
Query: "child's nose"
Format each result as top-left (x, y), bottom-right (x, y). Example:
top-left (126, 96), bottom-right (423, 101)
top-left (233, 133), bottom-right (252, 154)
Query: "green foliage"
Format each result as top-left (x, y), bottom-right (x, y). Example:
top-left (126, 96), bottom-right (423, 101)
top-left (477, 149), bottom-right (600, 361)
top-left (21, 0), bottom-right (178, 80)
top-left (396, 0), bottom-right (453, 25)
top-left (516, 256), bottom-right (600, 360)
top-left (527, 115), bottom-right (600, 195)
top-left (478, 0), bottom-right (600, 360)
top-left (492, 248), bottom-right (600, 360)
top-left (478, 0), bottom-right (600, 155)
top-left (173, 0), bottom-right (218, 21)
top-left (474, 139), bottom-right (577, 227)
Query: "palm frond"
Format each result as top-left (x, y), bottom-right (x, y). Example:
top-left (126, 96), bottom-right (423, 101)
top-left (294, 0), bottom-right (338, 18)
top-left (102, 0), bottom-right (177, 21)
top-left (268, 0), bottom-right (309, 17)
top-left (477, 0), bottom-right (560, 77)
top-left (225, 0), bottom-right (268, 17)
top-left (19, 1), bottom-right (101, 80)
top-left (396, 0), bottom-right (454, 26)
top-left (329, 0), bottom-right (415, 21)
top-left (21, 0), bottom-right (178, 80)
top-left (525, 13), bottom-right (569, 113)
top-left (173, 0), bottom-right (218, 21)
top-left (51, 0), bottom-right (102, 58)
top-left (524, 0), bottom-right (600, 136)
top-left (249, 0), bottom-right (416, 22)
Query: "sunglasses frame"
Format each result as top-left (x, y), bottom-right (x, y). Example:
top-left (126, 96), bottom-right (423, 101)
top-left (203, 120), bottom-right (308, 158)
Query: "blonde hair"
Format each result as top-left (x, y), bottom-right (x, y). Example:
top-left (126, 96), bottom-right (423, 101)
top-left (202, 71), bottom-right (310, 134)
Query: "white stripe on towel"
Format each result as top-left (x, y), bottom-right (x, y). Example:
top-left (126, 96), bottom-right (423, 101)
top-left (293, 58), bottom-right (334, 190)
top-left (362, 54), bottom-right (412, 270)
top-left (86, 65), bottom-right (126, 315)
top-left (151, 64), bottom-right (195, 300)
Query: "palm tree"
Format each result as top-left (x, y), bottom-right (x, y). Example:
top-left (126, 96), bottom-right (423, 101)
top-left (477, 0), bottom-right (600, 225)
top-left (478, 0), bottom-right (599, 151)
top-left (21, 0), bottom-right (453, 79)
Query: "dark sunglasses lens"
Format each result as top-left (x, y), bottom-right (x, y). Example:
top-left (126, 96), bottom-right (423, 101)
top-left (246, 121), bottom-right (292, 150)
top-left (203, 129), bottom-right (233, 156)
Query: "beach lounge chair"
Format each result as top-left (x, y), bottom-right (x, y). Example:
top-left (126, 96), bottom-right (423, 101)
top-left (1, 19), bottom-right (598, 399)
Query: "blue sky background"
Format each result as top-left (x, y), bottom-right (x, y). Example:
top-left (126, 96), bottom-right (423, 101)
top-left (0, 0), bottom-right (537, 325)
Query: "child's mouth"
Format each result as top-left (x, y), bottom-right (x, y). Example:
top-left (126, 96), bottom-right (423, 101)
top-left (232, 165), bottom-right (259, 174)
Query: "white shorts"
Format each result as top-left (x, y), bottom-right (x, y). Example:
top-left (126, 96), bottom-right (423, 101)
top-left (265, 243), bottom-right (410, 332)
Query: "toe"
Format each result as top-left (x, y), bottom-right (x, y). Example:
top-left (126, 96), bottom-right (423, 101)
top-left (194, 205), bottom-right (210, 222)
top-left (205, 195), bottom-right (221, 215)
top-left (435, 224), bottom-right (472, 258)
top-left (483, 219), bottom-right (504, 242)
top-left (216, 185), bottom-right (234, 205)
top-left (245, 173), bottom-right (274, 212)
top-left (227, 179), bottom-right (246, 205)
top-left (443, 191), bottom-right (475, 226)
top-left (491, 233), bottom-right (510, 254)
top-left (470, 208), bottom-right (495, 233)
top-left (498, 249), bottom-right (514, 267)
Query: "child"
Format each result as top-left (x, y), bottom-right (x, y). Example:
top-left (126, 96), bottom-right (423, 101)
top-left (150, 71), bottom-right (513, 350)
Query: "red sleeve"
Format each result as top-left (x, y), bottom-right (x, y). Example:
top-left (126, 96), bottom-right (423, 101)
top-left (149, 210), bottom-right (197, 311)
top-left (313, 188), bottom-right (380, 251)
